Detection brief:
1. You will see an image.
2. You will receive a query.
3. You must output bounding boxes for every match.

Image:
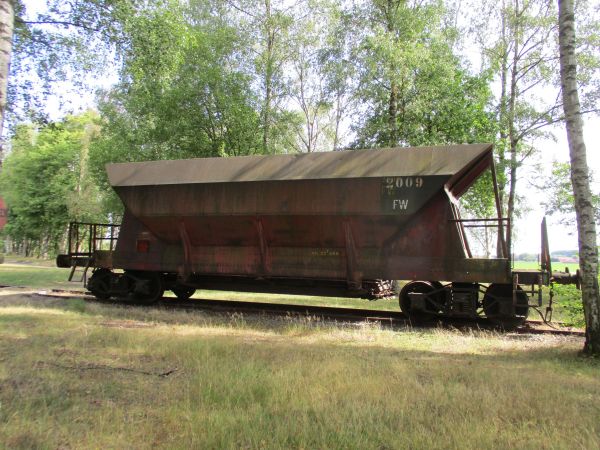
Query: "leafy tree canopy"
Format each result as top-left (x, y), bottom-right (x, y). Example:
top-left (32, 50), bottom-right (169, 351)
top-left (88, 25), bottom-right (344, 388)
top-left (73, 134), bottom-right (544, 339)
top-left (350, 0), bottom-right (495, 149)
top-left (90, 1), bottom-right (262, 169)
top-left (0, 111), bottom-right (104, 255)
top-left (8, 0), bottom-right (135, 127)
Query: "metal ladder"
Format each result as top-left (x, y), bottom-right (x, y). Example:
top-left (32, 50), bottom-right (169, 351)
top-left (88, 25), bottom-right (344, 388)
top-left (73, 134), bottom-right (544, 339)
top-left (68, 256), bottom-right (93, 284)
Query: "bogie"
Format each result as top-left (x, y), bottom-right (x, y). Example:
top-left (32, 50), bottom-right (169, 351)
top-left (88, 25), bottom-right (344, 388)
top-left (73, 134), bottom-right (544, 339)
top-left (483, 283), bottom-right (529, 328)
top-left (399, 281), bottom-right (446, 321)
top-left (87, 268), bottom-right (113, 300)
top-left (87, 270), bottom-right (164, 304)
top-left (399, 281), bottom-right (530, 328)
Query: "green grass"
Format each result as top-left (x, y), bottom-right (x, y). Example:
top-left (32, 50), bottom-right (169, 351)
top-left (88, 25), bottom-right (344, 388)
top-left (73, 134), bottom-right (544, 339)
top-left (0, 264), bottom-right (76, 289)
top-left (0, 292), bottom-right (598, 449)
top-left (513, 260), bottom-right (580, 274)
top-left (512, 261), bottom-right (588, 326)
top-left (183, 289), bottom-right (400, 311)
top-left (2, 255), bottom-right (58, 267)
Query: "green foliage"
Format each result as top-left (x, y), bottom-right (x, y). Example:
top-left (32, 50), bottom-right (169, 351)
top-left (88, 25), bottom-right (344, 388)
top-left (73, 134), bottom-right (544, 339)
top-left (350, 0), bottom-right (495, 148)
top-left (9, 0), bottom-right (135, 127)
top-left (553, 284), bottom-right (585, 328)
top-left (515, 253), bottom-right (538, 262)
top-left (543, 161), bottom-right (600, 227)
top-left (0, 112), bottom-right (105, 256)
top-left (89, 0), bottom-right (263, 200)
top-left (552, 249), bottom-right (579, 258)
top-left (466, 0), bottom-right (600, 227)
top-left (460, 172), bottom-right (496, 218)
top-left (285, 1), bottom-right (337, 152)
top-left (89, 0), bottom-right (499, 162)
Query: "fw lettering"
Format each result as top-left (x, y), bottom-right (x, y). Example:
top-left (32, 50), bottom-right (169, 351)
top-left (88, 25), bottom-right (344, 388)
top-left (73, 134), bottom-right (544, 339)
top-left (392, 199), bottom-right (409, 210)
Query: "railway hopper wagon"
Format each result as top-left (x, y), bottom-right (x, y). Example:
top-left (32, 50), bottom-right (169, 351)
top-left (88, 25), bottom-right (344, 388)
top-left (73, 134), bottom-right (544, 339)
top-left (57, 144), bottom-right (578, 327)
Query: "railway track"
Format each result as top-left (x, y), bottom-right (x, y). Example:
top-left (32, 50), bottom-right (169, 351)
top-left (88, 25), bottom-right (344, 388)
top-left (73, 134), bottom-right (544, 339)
top-left (19, 287), bottom-right (584, 338)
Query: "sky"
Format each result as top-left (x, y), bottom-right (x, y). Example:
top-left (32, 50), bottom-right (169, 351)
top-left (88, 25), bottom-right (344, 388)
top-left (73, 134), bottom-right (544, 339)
top-left (512, 117), bottom-right (599, 254)
top-left (19, 0), bottom-right (600, 255)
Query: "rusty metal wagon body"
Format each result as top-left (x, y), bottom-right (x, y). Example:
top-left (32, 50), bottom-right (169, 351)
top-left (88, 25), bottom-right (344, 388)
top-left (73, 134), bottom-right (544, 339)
top-left (57, 144), bottom-right (577, 326)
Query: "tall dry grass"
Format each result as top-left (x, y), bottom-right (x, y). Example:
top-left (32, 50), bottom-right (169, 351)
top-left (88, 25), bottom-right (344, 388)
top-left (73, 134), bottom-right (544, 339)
top-left (0, 290), bottom-right (598, 449)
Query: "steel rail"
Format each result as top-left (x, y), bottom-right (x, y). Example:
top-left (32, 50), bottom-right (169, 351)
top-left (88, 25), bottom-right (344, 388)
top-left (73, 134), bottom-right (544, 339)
top-left (23, 287), bottom-right (585, 338)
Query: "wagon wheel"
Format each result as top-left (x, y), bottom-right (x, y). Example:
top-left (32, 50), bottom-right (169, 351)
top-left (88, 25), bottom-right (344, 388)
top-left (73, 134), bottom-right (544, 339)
top-left (483, 283), bottom-right (529, 329)
top-left (87, 269), bottom-right (112, 300)
top-left (129, 271), bottom-right (164, 305)
top-left (171, 286), bottom-right (196, 300)
top-left (399, 281), bottom-right (445, 322)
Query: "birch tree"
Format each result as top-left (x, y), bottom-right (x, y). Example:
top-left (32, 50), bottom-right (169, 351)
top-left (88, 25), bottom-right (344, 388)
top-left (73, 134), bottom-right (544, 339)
top-left (286, 0), bottom-right (337, 153)
top-left (470, 0), bottom-right (561, 253)
top-left (226, 0), bottom-right (297, 154)
top-left (320, 5), bottom-right (362, 151)
top-left (558, 0), bottom-right (600, 355)
top-left (0, 0), bottom-right (14, 158)
top-left (0, 0), bottom-right (135, 158)
top-left (468, 0), bottom-right (599, 254)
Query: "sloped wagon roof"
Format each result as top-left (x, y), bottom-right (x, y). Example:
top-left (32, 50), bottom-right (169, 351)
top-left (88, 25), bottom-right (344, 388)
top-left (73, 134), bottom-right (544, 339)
top-left (106, 143), bottom-right (493, 187)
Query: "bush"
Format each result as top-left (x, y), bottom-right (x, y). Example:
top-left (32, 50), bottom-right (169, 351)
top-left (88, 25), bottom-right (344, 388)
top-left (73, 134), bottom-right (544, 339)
top-left (553, 284), bottom-right (585, 328)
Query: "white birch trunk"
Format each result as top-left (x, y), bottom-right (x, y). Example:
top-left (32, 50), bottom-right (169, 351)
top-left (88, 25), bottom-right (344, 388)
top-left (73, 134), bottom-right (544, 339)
top-left (0, 0), bottom-right (14, 160)
top-left (558, 0), bottom-right (600, 354)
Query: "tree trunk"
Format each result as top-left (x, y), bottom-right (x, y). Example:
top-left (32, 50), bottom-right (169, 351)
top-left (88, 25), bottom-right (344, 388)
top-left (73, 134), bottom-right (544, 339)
top-left (333, 92), bottom-right (342, 151)
top-left (261, 0), bottom-right (273, 155)
top-left (505, 0), bottom-right (521, 260)
top-left (558, 0), bottom-right (600, 354)
top-left (386, 0), bottom-right (398, 147)
top-left (0, 0), bottom-right (14, 161)
top-left (496, 0), bottom-right (509, 257)
top-left (388, 79), bottom-right (398, 147)
top-left (506, 138), bottom-right (517, 257)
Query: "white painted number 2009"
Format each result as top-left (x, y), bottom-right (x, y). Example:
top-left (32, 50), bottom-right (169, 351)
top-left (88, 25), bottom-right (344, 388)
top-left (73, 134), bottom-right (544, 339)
top-left (386, 177), bottom-right (423, 188)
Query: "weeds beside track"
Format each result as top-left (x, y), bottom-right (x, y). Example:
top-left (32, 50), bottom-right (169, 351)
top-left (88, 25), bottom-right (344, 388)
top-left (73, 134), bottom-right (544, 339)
top-left (35, 288), bottom-right (585, 338)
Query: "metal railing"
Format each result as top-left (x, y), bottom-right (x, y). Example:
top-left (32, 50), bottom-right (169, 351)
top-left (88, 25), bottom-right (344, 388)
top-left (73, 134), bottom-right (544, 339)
top-left (449, 217), bottom-right (510, 259)
top-left (66, 221), bottom-right (120, 259)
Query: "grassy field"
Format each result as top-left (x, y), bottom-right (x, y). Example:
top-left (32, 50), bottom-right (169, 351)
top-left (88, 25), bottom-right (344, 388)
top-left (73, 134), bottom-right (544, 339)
top-left (0, 289), bottom-right (598, 449)
top-left (0, 264), bottom-right (77, 290)
top-left (513, 260), bottom-right (580, 274)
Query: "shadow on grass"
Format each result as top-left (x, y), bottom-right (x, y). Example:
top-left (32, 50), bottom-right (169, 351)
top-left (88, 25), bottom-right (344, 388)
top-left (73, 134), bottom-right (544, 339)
top-left (1, 289), bottom-right (599, 450)
top-left (0, 288), bottom-right (590, 363)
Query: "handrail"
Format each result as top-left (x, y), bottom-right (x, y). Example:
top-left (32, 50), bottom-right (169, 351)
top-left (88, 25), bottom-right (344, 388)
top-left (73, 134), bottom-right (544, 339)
top-left (66, 221), bottom-right (121, 257)
top-left (449, 217), bottom-right (511, 260)
top-left (448, 218), bottom-right (509, 223)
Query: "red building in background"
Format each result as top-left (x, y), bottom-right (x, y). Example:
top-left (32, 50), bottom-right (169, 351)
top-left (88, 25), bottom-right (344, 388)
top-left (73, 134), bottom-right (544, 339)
top-left (0, 196), bottom-right (7, 231)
